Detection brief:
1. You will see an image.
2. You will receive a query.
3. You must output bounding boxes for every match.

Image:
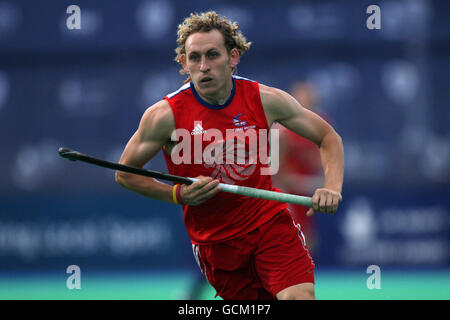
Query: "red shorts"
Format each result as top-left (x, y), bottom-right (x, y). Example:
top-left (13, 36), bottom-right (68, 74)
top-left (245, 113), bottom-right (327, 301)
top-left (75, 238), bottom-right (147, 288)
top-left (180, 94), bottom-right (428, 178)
top-left (191, 209), bottom-right (315, 300)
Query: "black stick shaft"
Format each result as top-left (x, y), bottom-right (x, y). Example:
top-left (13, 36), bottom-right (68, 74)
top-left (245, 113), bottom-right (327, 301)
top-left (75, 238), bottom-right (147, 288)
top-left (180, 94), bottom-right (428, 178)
top-left (58, 147), bottom-right (193, 185)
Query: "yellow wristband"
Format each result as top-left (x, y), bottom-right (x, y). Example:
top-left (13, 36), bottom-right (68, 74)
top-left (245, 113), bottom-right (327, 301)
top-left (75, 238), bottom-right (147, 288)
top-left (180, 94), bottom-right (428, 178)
top-left (172, 184), bottom-right (179, 204)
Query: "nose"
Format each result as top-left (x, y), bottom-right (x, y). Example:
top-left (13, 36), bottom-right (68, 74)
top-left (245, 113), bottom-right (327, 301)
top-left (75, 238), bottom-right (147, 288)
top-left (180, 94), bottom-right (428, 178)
top-left (199, 56), bottom-right (209, 72)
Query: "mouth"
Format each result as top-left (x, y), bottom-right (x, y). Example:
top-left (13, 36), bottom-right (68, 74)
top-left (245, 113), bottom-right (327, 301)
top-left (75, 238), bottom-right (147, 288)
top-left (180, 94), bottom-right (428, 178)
top-left (200, 77), bottom-right (213, 84)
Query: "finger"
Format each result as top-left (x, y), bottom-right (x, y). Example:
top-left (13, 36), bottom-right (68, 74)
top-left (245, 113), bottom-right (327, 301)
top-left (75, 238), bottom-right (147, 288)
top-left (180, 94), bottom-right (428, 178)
top-left (185, 179), bottom-right (220, 203)
top-left (306, 208), bottom-right (316, 217)
top-left (319, 194), bottom-right (327, 213)
top-left (196, 184), bottom-right (221, 203)
top-left (328, 192), bottom-right (341, 213)
top-left (326, 195), bottom-right (334, 214)
top-left (331, 197), bottom-right (339, 214)
top-left (198, 179), bottom-right (220, 194)
top-left (312, 193), bottom-right (320, 211)
top-left (333, 193), bottom-right (342, 213)
top-left (190, 176), bottom-right (213, 190)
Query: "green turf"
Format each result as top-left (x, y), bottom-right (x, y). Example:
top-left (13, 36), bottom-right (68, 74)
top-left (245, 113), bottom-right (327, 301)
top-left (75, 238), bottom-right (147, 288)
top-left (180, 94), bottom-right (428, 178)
top-left (1, 270), bottom-right (449, 300)
top-left (315, 270), bottom-right (450, 300)
top-left (0, 272), bottom-right (193, 300)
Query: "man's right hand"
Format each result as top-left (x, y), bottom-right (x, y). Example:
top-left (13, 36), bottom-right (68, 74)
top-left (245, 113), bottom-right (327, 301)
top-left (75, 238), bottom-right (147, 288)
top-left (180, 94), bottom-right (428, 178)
top-left (179, 176), bottom-right (221, 206)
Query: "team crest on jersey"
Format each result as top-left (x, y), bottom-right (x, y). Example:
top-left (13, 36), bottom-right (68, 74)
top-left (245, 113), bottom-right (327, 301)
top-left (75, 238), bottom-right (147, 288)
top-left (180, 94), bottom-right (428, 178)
top-left (233, 113), bottom-right (247, 127)
top-left (232, 113), bottom-right (256, 131)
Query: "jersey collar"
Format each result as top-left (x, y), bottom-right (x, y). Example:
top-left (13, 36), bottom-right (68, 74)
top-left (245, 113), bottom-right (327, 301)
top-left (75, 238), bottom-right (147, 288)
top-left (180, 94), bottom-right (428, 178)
top-left (190, 77), bottom-right (236, 110)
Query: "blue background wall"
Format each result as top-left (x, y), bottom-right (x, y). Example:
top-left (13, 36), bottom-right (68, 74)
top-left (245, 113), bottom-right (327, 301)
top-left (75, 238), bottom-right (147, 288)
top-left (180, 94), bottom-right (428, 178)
top-left (0, 0), bottom-right (448, 284)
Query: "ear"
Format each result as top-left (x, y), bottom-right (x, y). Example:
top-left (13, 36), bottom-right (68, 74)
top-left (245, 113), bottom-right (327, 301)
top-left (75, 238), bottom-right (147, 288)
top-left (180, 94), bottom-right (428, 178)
top-left (180, 53), bottom-right (189, 72)
top-left (229, 48), bottom-right (240, 69)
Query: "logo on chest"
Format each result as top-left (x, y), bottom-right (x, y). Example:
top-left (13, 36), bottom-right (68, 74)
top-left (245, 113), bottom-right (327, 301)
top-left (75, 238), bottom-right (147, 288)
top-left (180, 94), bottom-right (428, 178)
top-left (232, 113), bottom-right (256, 131)
top-left (191, 122), bottom-right (207, 135)
top-left (233, 113), bottom-right (247, 127)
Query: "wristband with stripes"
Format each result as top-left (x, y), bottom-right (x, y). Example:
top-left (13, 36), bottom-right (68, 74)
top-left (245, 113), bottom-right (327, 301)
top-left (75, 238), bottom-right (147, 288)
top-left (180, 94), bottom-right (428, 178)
top-left (172, 184), bottom-right (184, 205)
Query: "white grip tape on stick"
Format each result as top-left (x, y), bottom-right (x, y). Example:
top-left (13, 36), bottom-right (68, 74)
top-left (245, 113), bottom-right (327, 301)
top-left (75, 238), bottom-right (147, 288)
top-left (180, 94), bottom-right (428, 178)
top-left (187, 178), bottom-right (312, 207)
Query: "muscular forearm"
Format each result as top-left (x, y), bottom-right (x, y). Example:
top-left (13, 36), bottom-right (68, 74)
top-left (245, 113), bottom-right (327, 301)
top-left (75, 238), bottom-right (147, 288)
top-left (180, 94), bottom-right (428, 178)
top-left (115, 171), bottom-right (175, 204)
top-left (318, 131), bottom-right (344, 193)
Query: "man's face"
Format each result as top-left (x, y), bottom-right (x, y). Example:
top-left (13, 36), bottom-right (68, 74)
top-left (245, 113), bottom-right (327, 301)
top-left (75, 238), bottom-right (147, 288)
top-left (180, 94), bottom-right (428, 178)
top-left (182, 29), bottom-right (238, 98)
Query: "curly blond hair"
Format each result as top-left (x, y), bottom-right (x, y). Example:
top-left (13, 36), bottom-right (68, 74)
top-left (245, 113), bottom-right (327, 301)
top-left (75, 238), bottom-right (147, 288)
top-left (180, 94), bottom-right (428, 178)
top-left (174, 11), bottom-right (252, 83)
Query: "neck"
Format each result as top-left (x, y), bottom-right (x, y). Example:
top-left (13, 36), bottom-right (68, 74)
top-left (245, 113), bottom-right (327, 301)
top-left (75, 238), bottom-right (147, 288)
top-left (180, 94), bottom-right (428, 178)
top-left (195, 77), bottom-right (233, 105)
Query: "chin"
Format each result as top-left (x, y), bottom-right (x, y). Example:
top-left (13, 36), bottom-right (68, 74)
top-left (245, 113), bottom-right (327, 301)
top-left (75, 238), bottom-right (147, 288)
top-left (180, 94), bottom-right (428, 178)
top-left (197, 82), bottom-right (216, 92)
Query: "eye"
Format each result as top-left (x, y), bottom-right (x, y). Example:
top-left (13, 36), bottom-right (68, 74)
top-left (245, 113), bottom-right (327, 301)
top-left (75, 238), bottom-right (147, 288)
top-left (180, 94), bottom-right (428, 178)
top-left (208, 51), bottom-right (219, 58)
top-left (189, 54), bottom-right (200, 61)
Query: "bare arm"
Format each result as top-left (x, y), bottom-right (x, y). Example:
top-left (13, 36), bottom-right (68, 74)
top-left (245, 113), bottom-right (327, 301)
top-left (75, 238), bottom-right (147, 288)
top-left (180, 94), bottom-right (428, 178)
top-left (115, 100), bottom-right (176, 203)
top-left (260, 84), bottom-right (344, 215)
top-left (115, 99), bottom-right (220, 205)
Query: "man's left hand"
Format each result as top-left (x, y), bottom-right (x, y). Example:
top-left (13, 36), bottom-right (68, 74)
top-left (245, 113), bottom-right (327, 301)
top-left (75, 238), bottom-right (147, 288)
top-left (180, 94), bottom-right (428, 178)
top-left (306, 188), bottom-right (342, 216)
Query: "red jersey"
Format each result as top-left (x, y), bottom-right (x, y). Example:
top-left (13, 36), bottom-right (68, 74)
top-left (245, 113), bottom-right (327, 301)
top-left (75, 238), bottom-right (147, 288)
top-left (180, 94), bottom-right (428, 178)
top-left (163, 76), bottom-right (288, 244)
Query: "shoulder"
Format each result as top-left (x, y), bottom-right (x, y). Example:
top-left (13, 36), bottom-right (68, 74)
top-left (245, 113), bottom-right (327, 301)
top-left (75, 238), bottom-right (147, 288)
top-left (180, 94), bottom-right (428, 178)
top-left (165, 82), bottom-right (191, 100)
top-left (258, 83), bottom-right (300, 124)
top-left (142, 99), bottom-right (173, 122)
top-left (259, 83), bottom-right (293, 107)
top-left (233, 75), bottom-right (258, 83)
top-left (139, 99), bottom-right (175, 140)
top-left (232, 75), bottom-right (259, 94)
